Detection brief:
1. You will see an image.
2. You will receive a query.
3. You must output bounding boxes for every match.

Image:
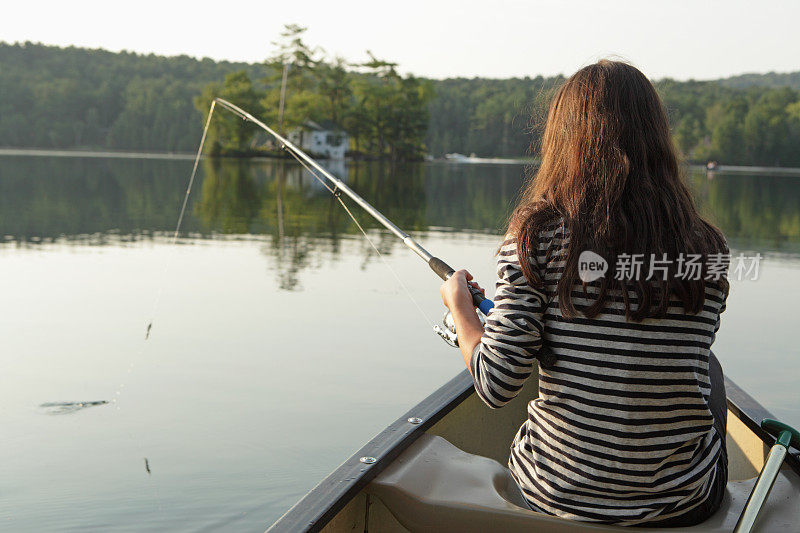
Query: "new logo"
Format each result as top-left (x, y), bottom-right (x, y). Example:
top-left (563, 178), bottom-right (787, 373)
top-left (578, 251), bottom-right (608, 282)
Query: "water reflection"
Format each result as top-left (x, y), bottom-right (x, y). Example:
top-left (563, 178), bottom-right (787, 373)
top-left (0, 156), bottom-right (199, 241)
top-left (693, 171), bottom-right (800, 251)
top-left (1, 155), bottom-right (799, 259)
top-left (2, 154), bottom-right (799, 531)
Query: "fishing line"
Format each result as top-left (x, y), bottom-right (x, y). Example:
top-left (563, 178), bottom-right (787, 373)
top-left (112, 102), bottom-right (216, 408)
top-left (144, 100), bottom-right (218, 340)
top-left (111, 101), bottom-right (216, 406)
top-left (105, 103), bottom-right (220, 515)
top-left (290, 153), bottom-right (434, 328)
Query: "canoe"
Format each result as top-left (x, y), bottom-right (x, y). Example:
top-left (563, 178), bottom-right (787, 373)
top-left (267, 361), bottom-right (800, 532)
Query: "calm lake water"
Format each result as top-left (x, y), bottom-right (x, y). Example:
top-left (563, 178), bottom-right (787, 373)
top-left (1, 154), bottom-right (799, 531)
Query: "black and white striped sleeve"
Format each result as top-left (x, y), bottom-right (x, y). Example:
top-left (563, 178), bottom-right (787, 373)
top-left (711, 280), bottom-right (728, 343)
top-left (471, 237), bottom-right (547, 409)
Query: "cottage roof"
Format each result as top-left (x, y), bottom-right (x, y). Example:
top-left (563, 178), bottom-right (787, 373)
top-left (302, 119), bottom-right (344, 133)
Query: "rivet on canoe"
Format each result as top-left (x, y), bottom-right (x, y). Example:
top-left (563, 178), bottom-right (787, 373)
top-left (360, 456), bottom-right (377, 464)
top-left (408, 417), bottom-right (423, 424)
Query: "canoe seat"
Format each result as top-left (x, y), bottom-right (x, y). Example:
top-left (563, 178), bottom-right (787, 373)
top-left (367, 434), bottom-right (799, 532)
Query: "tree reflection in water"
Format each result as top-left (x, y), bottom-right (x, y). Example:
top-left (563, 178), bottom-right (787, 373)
top-left (0, 155), bottom-right (799, 289)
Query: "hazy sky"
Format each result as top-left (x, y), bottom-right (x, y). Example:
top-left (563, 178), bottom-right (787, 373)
top-left (4, 1), bottom-right (798, 80)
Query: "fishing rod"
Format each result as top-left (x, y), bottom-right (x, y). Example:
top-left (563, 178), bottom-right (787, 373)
top-left (211, 97), bottom-right (494, 345)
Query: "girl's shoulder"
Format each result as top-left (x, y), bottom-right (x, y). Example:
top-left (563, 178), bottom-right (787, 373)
top-left (499, 215), bottom-right (567, 282)
top-left (507, 206), bottom-right (566, 246)
top-left (537, 216), bottom-right (568, 243)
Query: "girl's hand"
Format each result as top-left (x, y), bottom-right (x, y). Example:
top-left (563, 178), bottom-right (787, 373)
top-left (440, 269), bottom-right (487, 375)
top-left (440, 269), bottom-right (485, 311)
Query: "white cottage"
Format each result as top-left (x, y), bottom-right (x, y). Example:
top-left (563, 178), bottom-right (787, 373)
top-left (287, 121), bottom-right (349, 160)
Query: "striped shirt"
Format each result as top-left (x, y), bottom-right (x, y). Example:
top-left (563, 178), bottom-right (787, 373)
top-left (471, 221), bottom-right (728, 525)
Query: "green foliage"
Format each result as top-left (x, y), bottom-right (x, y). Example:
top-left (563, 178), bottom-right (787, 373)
top-left (741, 88), bottom-right (799, 165)
top-left (425, 76), bottom-right (562, 157)
top-left (347, 55), bottom-right (434, 160)
top-left (0, 41), bottom-right (267, 151)
top-left (721, 71), bottom-right (800, 91)
top-left (197, 27), bottom-right (436, 160)
top-left (657, 80), bottom-right (800, 165)
top-left (429, 76), bottom-right (800, 164)
top-left (316, 59), bottom-right (352, 128)
top-left (108, 78), bottom-right (199, 150)
top-left (195, 71), bottom-right (264, 154)
top-left (2, 39), bottom-right (800, 165)
top-left (267, 24), bottom-right (321, 72)
top-left (696, 96), bottom-right (747, 162)
top-left (260, 25), bottom-right (324, 132)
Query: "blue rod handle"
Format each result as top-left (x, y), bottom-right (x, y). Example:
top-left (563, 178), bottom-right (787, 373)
top-left (470, 285), bottom-right (495, 314)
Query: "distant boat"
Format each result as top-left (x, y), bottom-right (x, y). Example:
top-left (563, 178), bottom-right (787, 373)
top-left (707, 160), bottom-right (719, 170)
top-left (268, 368), bottom-right (800, 532)
top-left (442, 153), bottom-right (529, 165)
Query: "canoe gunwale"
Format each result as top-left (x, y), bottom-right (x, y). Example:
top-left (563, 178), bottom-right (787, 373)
top-left (266, 368), bottom-right (797, 532)
top-left (266, 371), bottom-right (474, 532)
top-left (725, 377), bottom-right (800, 475)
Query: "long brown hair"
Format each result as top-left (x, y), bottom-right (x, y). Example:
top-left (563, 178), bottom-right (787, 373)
top-left (511, 60), bottom-right (728, 321)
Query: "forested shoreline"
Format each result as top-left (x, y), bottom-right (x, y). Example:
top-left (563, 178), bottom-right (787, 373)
top-left (2, 39), bottom-right (800, 165)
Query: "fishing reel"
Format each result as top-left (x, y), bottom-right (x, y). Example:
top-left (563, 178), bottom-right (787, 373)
top-left (433, 309), bottom-right (487, 347)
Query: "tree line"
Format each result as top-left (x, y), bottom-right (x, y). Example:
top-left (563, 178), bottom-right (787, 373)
top-left (429, 77), bottom-right (800, 166)
top-left (1, 39), bottom-right (799, 165)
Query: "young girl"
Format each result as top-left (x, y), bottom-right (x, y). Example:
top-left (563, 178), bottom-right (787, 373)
top-left (440, 60), bottom-right (729, 527)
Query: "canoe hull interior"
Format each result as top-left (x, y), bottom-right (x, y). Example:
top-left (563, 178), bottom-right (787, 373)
top-left (269, 367), bottom-right (799, 532)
